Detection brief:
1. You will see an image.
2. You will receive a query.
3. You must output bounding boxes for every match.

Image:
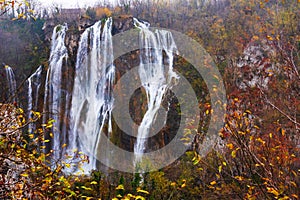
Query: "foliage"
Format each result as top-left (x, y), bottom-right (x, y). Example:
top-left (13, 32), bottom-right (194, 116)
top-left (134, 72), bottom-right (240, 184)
top-left (0, 105), bottom-right (90, 199)
top-left (0, 0), bottom-right (299, 199)
top-left (0, 0), bottom-right (37, 20)
top-left (0, 18), bottom-right (48, 85)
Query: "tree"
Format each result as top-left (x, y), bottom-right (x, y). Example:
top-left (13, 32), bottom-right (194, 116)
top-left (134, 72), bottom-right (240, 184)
top-left (0, 0), bottom-right (36, 20)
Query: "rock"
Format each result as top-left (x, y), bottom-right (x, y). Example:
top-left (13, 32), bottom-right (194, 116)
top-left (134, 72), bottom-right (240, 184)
top-left (235, 40), bottom-right (277, 90)
top-left (112, 15), bottom-right (134, 35)
top-left (65, 32), bottom-right (80, 60)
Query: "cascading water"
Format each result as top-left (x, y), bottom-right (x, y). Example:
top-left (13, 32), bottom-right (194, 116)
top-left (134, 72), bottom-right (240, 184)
top-left (43, 24), bottom-right (69, 162)
top-left (4, 65), bottom-right (17, 103)
top-left (133, 19), bottom-right (178, 167)
top-left (27, 66), bottom-right (42, 133)
top-left (70, 17), bottom-right (115, 172)
top-left (23, 17), bottom-right (179, 173)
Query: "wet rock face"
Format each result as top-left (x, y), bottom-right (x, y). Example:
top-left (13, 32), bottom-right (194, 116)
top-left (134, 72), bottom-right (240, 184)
top-left (112, 15), bottom-right (134, 35)
top-left (65, 33), bottom-right (80, 63)
top-left (44, 15), bottom-right (135, 60)
top-left (62, 15), bottom-right (135, 64)
top-left (0, 67), bottom-right (9, 102)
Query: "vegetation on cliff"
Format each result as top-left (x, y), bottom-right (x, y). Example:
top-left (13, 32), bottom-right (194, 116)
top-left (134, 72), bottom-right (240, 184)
top-left (0, 0), bottom-right (299, 199)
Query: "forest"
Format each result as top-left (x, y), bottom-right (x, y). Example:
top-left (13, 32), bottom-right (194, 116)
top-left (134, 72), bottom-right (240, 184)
top-left (0, 0), bottom-right (299, 199)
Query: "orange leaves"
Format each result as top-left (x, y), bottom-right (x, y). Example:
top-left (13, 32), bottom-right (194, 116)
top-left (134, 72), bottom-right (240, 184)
top-left (218, 88), bottom-right (299, 198)
top-left (95, 7), bottom-right (112, 18)
top-left (253, 125), bottom-right (260, 130)
top-left (226, 143), bottom-right (234, 150)
top-left (233, 111), bottom-right (241, 119)
top-left (234, 97), bottom-right (239, 102)
top-left (279, 128), bottom-right (286, 136)
top-left (252, 35), bottom-right (259, 40)
top-left (238, 131), bottom-right (246, 135)
top-left (234, 176), bottom-right (244, 181)
top-left (266, 35), bottom-right (274, 41)
top-left (210, 180), bottom-right (217, 186)
top-left (255, 137), bottom-right (265, 145)
top-left (266, 187), bottom-right (280, 197)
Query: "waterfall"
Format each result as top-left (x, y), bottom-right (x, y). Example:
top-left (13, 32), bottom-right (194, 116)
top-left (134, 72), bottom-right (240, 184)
top-left (27, 66), bottom-right (42, 133)
top-left (133, 19), bottom-right (179, 167)
top-left (43, 24), bottom-right (68, 163)
top-left (4, 65), bottom-right (17, 103)
top-left (70, 17), bottom-right (115, 172)
top-left (24, 17), bottom-right (179, 173)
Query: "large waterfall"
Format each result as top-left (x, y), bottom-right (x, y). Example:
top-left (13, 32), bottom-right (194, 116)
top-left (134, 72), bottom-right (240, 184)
top-left (4, 65), bottom-right (17, 103)
top-left (70, 18), bottom-right (115, 172)
top-left (133, 19), bottom-right (178, 167)
top-left (21, 17), bottom-right (179, 173)
top-left (43, 24), bottom-right (69, 163)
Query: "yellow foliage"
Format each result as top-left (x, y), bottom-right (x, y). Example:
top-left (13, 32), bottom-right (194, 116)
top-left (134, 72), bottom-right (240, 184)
top-left (256, 137), bottom-right (265, 145)
top-left (137, 188), bottom-right (149, 194)
top-left (234, 176), bottom-right (244, 181)
top-left (226, 143), bottom-right (234, 150)
top-left (231, 150), bottom-right (237, 158)
top-left (95, 7), bottom-right (112, 18)
top-left (218, 165), bottom-right (222, 173)
top-left (116, 184), bottom-right (125, 190)
top-left (210, 181), bottom-right (217, 185)
top-left (267, 187), bottom-right (280, 196)
top-left (20, 173), bottom-right (29, 177)
top-left (181, 180), bottom-right (186, 188)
